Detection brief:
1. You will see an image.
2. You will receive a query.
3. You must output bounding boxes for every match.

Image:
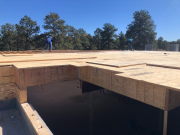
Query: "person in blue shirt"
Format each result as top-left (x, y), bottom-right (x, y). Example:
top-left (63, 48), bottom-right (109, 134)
top-left (42, 37), bottom-right (52, 51)
top-left (127, 39), bottom-right (133, 51)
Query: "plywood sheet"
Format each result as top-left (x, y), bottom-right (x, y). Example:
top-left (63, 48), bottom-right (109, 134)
top-left (87, 60), bottom-right (145, 68)
top-left (2, 54), bottom-right (33, 57)
top-left (167, 90), bottom-right (180, 110)
top-left (16, 65), bottom-right (78, 88)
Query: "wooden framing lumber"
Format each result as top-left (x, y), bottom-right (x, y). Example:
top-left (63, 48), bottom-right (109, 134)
top-left (20, 103), bottom-right (51, 135)
top-left (16, 86), bottom-right (27, 104)
top-left (163, 111), bottom-right (168, 135)
top-left (81, 66), bottom-right (169, 110)
top-left (15, 65), bottom-right (78, 88)
top-left (2, 51), bottom-right (180, 135)
top-left (165, 89), bottom-right (180, 111)
top-left (0, 83), bottom-right (16, 100)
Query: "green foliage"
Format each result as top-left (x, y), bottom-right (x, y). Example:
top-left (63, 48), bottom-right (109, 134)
top-left (119, 31), bottom-right (127, 50)
top-left (66, 25), bottom-right (83, 50)
top-left (157, 37), bottom-right (163, 49)
top-left (126, 10), bottom-right (157, 50)
top-left (101, 23), bottom-right (118, 50)
top-left (31, 33), bottom-right (47, 50)
top-left (0, 23), bottom-right (16, 51)
top-left (16, 15), bottom-right (40, 50)
top-left (94, 28), bottom-right (102, 50)
top-left (43, 12), bottom-right (66, 48)
top-left (157, 37), bottom-right (169, 50)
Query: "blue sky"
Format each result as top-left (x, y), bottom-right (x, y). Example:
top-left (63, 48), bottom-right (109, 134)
top-left (0, 0), bottom-right (180, 41)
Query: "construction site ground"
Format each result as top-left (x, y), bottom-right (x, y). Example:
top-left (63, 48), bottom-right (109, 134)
top-left (0, 109), bottom-right (30, 135)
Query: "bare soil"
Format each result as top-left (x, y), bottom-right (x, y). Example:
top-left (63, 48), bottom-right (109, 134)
top-left (0, 109), bottom-right (30, 135)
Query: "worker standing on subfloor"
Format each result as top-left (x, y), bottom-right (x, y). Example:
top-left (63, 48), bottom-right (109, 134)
top-left (127, 38), bottom-right (133, 51)
top-left (42, 37), bottom-right (52, 52)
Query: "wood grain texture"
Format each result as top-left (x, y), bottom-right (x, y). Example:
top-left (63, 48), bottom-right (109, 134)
top-left (21, 103), bottom-right (51, 135)
top-left (16, 66), bottom-right (78, 88)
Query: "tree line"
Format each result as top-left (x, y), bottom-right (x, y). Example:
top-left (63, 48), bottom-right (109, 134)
top-left (0, 10), bottom-right (179, 51)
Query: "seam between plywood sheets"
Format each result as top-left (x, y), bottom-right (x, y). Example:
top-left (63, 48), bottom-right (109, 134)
top-left (0, 57), bottom-right (97, 64)
top-left (86, 61), bottom-right (146, 68)
top-left (147, 64), bottom-right (180, 69)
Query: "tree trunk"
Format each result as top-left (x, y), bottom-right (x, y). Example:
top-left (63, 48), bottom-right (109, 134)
top-left (9, 41), bottom-right (11, 51)
top-left (25, 37), bottom-right (27, 51)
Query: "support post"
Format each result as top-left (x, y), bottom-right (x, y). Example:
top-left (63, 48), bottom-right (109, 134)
top-left (78, 67), bottom-right (80, 79)
top-left (89, 92), bottom-right (93, 135)
top-left (163, 111), bottom-right (168, 135)
top-left (16, 87), bottom-right (27, 104)
top-left (162, 89), bottom-right (169, 135)
top-left (158, 109), bottom-right (164, 134)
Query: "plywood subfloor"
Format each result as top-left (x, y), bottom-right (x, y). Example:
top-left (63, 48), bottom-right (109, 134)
top-left (1, 51), bottom-right (180, 92)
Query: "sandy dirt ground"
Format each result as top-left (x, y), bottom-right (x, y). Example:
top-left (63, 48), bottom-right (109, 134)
top-left (0, 109), bottom-right (30, 135)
